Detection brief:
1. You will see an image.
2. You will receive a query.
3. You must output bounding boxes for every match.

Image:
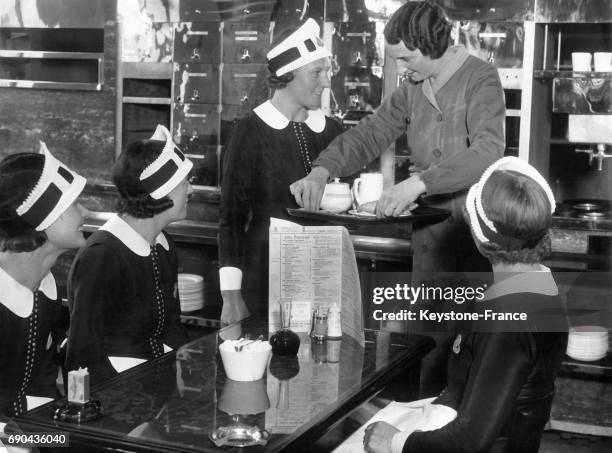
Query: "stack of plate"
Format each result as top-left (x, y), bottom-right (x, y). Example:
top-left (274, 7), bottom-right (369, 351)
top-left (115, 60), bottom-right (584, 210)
top-left (178, 274), bottom-right (204, 313)
top-left (566, 326), bottom-right (609, 362)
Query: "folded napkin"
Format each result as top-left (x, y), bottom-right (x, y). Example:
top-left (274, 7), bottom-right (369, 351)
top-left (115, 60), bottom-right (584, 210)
top-left (108, 356), bottom-right (147, 373)
top-left (25, 395), bottom-right (53, 410)
top-left (108, 345), bottom-right (171, 373)
top-left (333, 397), bottom-right (457, 453)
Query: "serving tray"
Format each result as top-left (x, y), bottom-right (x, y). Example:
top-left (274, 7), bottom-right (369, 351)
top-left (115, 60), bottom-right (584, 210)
top-left (286, 205), bottom-right (450, 226)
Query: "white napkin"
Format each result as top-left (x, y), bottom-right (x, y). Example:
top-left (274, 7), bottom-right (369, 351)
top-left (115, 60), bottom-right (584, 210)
top-left (108, 345), bottom-right (171, 373)
top-left (333, 397), bottom-right (457, 453)
top-left (108, 356), bottom-right (147, 372)
top-left (25, 395), bottom-right (53, 410)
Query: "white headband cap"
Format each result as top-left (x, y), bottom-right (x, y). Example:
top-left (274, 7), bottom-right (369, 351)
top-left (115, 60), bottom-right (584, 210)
top-left (465, 156), bottom-right (556, 246)
top-left (16, 142), bottom-right (86, 231)
top-left (267, 18), bottom-right (331, 76)
top-left (139, 125), bottom-right (193, 199)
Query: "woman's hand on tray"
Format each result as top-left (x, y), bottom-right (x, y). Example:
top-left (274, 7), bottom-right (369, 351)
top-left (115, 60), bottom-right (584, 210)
top-left (354, 200), bottom-right (418, 217)
top-left (375, 175), bottom-right (426, 217)
top-left (290, 166), bottom-right (329, 211)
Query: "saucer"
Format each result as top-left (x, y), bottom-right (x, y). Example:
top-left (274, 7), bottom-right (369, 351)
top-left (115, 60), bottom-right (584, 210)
top-left (347, 210), bottom-right (413, 218)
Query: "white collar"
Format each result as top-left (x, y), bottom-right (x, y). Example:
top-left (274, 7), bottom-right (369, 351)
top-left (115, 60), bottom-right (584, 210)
top-left (0, 266), bottom-right (57, 318)
top-left (100, 214), bottom-right (169, 257)
top-left (485, 265), bottom-right (558, 300)
top-left (253, 100), bottom-right (326, 133)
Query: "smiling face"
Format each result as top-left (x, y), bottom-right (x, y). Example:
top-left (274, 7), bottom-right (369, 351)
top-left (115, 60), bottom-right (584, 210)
top-left (286, 57), bottom-right (331, 110)
top-left (386, 40), bottom-right (437, 83)
top-left (44, 202), bottom-right (89, 250)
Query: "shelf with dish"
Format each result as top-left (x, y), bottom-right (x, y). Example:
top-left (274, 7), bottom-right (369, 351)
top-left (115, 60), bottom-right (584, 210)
top-left (534, 69), bottom-right (612, 79)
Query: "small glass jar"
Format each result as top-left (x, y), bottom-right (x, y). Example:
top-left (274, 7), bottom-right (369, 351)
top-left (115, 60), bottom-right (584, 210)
top-left (270, 300), bottom-right (300, 356)
top-left (311, 309), bottom-right (328, 342)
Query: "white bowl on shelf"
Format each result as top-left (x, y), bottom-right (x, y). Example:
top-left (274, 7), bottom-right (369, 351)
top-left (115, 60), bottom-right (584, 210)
top-left (566, 326), bottom-right (609, 362)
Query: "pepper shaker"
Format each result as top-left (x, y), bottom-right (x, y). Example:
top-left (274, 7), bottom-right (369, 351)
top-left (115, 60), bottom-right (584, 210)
top-left (327, 302), bottom-right (342, 339)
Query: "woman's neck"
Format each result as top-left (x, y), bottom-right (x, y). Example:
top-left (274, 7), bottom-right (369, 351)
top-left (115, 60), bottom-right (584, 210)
top-left (270, 93), bottom-right (308, 122)
top-left (0, 245), bottom-right (61, 292)
top-left (120, 214), bottom-right (164, 245)
top-left (492, 262), bottom-right (543, 283)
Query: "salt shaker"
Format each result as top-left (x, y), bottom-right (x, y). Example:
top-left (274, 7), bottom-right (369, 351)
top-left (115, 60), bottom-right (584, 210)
top-left (311, 308), bottom-right (328, 342)
top-left (327, 302), bottom-right (342, 339)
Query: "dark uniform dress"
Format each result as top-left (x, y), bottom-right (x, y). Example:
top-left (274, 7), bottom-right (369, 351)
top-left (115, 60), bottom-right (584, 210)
top-left (0, 271), bottom-right (63, 418)
top-left (218, 101), bottom-right (343, 315)
top-left (400, 271), bottom-right (569, 453)
top-left (66, 215), bottom-right (188, 385)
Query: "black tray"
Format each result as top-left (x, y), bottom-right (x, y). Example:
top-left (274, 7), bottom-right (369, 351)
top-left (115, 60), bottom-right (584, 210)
top-left (286, 206), bottom-right (450, 226)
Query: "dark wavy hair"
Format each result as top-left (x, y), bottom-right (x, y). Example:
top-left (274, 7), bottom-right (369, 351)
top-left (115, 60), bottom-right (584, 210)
top-left (267, 24), bottom-right (300, 89)
top-left (384, 1), bottom-right (452, 59)
top-left (112, 140), bottom-right (174, 218)
top-left (478, 170), bottom-right (552, 265)
top-left (0, 153), bottom-right (48, 252)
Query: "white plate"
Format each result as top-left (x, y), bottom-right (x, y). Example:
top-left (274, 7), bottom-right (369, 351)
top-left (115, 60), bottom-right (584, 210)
top-left (178, 274), bottom-right (204, 284)
top-left (569, 326), bottom-right (609, 337)
top-left (348, 209), bottom-right (414, 218)
top-left (179, 288), bottom-right (203, 295)
top-left (348, 209), bottom-right (376, 217)
top-left (567, 350), bottom-right (608, 361)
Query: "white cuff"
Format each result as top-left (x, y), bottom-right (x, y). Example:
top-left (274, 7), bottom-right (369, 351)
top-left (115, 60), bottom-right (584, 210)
top-left (0, 422), bottom-right (6, 434)
top-left (219, 267), bottom-right (242, 291)
top-left (391, 430), bottom-right (411, 453)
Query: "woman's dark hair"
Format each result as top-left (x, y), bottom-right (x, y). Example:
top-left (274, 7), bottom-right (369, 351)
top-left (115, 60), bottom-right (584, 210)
top-left (384, 1), bottom-right (452, 59)
top-left (478, 170), bottom-right (552, 264)
top-left (268, 71), bottom-right (295, 89)
top-left (0, 153), bottom-right (48, 252)
top-left (112, 140), bottom-right (174, 218)
top-left (267, 24), bottom-right (300, 89)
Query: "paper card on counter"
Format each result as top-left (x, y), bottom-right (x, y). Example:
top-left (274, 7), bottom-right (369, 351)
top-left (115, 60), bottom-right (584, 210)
top-left (25, 396), bottom-right (53, 410)
top-left (108, 356), bottom-right (147, 373)
top-left (332, 398), bottom-right (457, 453)
top-left (268, 220), bottom-right (364, 344)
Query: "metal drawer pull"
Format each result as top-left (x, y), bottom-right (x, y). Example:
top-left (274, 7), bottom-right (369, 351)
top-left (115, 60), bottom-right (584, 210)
top-left (241, 49), bottom-right (251, 62)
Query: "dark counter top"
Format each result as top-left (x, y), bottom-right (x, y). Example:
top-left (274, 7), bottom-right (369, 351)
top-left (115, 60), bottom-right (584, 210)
top-left (82, 211), bottom-right (607, 269)
top-left (17, 317), bottom-right (434, 452)
top-left (82, 212), bottom-right (413, 262)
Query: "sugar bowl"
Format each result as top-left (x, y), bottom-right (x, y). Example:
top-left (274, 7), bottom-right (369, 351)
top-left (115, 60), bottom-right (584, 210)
top-left (320, 178), bottom-right (352, 213)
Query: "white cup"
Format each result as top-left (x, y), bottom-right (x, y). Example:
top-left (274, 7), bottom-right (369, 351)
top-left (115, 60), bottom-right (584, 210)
top-left (572, 52), bottom-right (592, 72)
top-left (352, 172), bottom-right (383, 206)
top-left (594, 52), bottom-right (612, 72)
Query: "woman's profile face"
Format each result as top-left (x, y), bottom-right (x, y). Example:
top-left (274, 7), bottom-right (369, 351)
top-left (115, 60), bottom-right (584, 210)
top-left (45, 202), bottom-right (89, 250)
top-left (286, 57), bottom-right (331, 111)
top-left (165, 177), bottom-right (193, 222)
